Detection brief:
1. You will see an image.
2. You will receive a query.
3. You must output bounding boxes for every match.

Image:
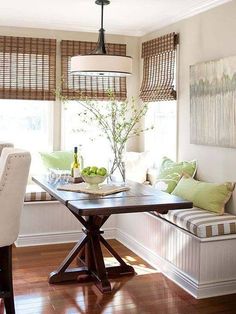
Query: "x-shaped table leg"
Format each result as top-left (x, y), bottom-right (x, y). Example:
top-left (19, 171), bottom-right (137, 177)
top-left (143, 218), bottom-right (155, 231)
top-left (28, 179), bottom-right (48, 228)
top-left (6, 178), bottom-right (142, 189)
top-left (49, 214), bottom-right (135, 293)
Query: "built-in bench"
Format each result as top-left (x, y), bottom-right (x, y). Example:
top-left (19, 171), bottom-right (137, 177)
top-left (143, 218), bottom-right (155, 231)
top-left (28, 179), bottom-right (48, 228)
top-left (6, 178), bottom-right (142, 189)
top-left (115, 206), bottom-right (236, 299)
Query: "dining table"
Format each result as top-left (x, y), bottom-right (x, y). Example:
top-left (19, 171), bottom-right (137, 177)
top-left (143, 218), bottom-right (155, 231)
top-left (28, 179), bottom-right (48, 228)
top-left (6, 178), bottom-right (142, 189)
top-left (32, 175), bottom-right (192, 293)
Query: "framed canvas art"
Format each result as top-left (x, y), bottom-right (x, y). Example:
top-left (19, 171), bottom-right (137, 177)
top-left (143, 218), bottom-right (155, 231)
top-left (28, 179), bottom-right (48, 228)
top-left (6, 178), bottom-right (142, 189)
top-left (190, 56), bottom-right (236, 148)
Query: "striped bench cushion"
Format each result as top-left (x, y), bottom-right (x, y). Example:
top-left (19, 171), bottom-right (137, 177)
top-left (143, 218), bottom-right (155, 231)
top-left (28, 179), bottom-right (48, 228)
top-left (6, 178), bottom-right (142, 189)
top-left (157, 207), bottom-right (236, 238)
top-left (24, 185), bottom-right (55, 202)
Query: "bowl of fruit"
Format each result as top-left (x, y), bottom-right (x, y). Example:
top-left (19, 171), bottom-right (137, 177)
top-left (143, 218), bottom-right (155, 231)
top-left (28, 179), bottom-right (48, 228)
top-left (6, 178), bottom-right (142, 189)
top-left (81, 166), bottom-right (108, 189)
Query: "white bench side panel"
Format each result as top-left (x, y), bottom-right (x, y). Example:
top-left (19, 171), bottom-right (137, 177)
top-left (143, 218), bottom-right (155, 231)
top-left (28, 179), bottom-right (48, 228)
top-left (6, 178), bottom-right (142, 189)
top-left (117, 212), bottom-right (200, 282)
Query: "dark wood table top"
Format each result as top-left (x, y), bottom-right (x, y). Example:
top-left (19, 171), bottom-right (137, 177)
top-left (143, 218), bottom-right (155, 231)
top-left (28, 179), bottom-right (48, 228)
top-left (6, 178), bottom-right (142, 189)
top-left (68, 194), bottom-right (192, 216)
top-left (32, 175), bottom-right (192, 216)
top-left (33, 175), bottom-right (153, 205)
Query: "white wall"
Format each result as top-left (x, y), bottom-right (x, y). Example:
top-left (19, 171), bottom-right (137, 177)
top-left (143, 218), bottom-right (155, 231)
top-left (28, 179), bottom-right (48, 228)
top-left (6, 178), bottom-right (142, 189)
top-left (139, 0), bottom-right (236, 214)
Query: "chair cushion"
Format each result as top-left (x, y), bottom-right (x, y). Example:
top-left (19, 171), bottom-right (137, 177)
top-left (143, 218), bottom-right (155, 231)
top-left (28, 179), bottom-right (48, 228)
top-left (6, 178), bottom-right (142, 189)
top-left (24, 185), bottom-right (55, 202)
top-left (157, 207), bottom-right (236, 238)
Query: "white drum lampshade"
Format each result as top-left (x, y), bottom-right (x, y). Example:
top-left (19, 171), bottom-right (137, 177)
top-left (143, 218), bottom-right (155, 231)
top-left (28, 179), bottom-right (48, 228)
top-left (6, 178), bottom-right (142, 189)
top-left (71, 54), bottom-right (132, 77)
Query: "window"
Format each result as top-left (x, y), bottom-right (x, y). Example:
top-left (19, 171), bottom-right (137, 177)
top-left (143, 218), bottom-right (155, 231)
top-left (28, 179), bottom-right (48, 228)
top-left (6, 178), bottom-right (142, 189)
top-left (145, 101), bottom-right (177, 165)
top-left (0, 35), bottom-right (56, 178)
top-left (140, 33), bottom-right (178, 102)
top-left (0, 36), bottom-right (56, 100)
top-left (0, 99), bottom-right (53, 175)
top-left (141, 32), bottom-right (178, 165)
top-left (62, 101), bottom-right (111, 168)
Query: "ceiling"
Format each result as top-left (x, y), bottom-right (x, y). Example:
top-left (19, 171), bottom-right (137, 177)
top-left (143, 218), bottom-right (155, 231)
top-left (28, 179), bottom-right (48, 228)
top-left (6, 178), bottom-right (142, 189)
top-left (0, 0), bottom-right (231, 36)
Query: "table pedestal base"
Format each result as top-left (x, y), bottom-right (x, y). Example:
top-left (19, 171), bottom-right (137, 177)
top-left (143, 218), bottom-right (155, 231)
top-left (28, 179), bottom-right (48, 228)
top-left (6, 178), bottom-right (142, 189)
top-left (49, 215), bottom-right (135, 293)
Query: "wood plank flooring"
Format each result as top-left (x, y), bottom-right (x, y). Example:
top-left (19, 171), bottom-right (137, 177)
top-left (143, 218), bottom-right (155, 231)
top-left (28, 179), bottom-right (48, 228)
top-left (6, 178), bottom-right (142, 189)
top-left (1, 240), bottom-right (236, 314)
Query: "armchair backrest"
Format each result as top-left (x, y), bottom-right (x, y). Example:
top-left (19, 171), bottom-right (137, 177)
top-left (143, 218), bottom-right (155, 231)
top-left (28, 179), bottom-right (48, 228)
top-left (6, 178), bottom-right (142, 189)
top-left (0, 148), bottom-right (31, 247)
top-left (0, 142), bottom-right (14, 156)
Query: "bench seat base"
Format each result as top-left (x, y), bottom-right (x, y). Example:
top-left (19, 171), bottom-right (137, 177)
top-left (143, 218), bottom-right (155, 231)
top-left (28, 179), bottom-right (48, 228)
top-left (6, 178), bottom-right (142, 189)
top-left (116, 211), bottom-right (236, 299)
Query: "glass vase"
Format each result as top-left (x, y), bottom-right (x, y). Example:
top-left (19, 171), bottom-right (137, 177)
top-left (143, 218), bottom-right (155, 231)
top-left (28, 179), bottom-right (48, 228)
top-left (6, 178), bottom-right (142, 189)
top-left (109, 148), bottom-right (126, 184)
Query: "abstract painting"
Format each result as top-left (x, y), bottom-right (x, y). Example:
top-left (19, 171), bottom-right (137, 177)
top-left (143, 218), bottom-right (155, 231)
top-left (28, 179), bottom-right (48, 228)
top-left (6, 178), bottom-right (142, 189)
top-left (190, 56), bottom-right (236, 148)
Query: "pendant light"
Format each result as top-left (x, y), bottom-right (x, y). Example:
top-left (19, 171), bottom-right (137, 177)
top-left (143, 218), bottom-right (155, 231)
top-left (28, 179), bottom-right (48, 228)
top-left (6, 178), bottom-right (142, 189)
top-left (70, 0), bottom-right (132, 77)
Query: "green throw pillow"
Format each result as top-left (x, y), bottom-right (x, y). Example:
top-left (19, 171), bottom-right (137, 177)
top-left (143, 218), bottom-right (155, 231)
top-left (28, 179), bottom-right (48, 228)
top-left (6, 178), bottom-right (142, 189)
top-left (40, 151), bottom-right (73, 170)
top-left (155, 157), bottom-right (197, 193)
top-left (172, 176), bottom-right (235, 215)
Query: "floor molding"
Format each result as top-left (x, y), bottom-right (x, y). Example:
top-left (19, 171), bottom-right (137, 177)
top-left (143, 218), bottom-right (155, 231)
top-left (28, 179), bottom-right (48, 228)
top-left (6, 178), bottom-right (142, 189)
top-left (15, 228), bottom-right (116, 247)
top-left (197, 279), bottom-right (236, 299)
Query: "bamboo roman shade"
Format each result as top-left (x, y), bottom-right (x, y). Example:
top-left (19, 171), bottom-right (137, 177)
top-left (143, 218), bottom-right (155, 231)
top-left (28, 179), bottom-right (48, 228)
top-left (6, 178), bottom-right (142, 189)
top-left (140, 32), bottom-right (178, 102)
top-left (0, 36), bottom-right (56, 100)
top-left (61, 40), bottom-right (127, 100)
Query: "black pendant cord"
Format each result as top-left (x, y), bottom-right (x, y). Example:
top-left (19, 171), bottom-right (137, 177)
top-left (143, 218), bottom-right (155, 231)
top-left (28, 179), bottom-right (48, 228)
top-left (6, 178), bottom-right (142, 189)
top-left (101, 1), bottom-right (104, 29)
top-left (92, 0), bottom-right (110, 55)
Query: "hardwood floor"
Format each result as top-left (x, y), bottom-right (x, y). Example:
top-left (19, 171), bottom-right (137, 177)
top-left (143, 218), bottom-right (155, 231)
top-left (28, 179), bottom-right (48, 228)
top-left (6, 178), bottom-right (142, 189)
top-left (1, 240), bottom-right (235, 313)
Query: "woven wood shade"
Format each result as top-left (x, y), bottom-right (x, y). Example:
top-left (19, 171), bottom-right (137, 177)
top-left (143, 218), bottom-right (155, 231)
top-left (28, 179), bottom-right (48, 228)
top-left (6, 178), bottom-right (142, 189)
top-left (0, 36), bottom-right (56, 100)
top-left (61, 40), bottom-right (127, 100)
top-left (140, 32), bottom-right (178, 102)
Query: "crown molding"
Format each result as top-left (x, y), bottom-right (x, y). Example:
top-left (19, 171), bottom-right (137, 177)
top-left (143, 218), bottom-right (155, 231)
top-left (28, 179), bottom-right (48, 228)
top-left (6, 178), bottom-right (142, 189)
top-left (0, 0), bottom-right (231, 38)
top-left (54, 0), bottom-right (232, 37)
top-left (139, 0), bottom-right (232, 36)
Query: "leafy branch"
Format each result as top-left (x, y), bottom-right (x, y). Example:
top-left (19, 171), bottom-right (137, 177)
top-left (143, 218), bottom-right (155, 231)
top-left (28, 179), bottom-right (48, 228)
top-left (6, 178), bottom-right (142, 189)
top-left (57, 89), bottom-right (152, 178)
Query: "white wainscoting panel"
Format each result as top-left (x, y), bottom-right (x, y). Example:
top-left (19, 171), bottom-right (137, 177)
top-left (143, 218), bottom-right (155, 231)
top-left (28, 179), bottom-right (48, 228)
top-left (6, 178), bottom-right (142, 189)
top-left (16, 202), bottom-right (116, 247)
top-left (116, 212), bottom-right (236, 298)
top-left (117, 212), bottom-right (200, 281)
top-left (200, 239), bottom-right (236, 283)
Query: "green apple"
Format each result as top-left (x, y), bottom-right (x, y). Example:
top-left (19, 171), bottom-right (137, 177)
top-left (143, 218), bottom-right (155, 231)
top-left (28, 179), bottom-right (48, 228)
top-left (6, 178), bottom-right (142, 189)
top-left (89, 172), bottom-right (97, 177)
top-left (83, 167), bottom-right (90, 172)
top-left (81, 168), bottom-right (89, 176)
top-left (97, 167), bottom-right (107, 176)
top-left (90, 166), bottom-right (98, 174)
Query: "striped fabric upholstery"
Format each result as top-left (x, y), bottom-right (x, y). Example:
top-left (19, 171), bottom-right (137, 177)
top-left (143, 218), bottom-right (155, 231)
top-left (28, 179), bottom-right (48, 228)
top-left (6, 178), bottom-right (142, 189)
top-left (24, 185), bottom-right (55, 202)
top-left (24, 191), bottom-right (55, 202)
top-left (157, 207), bottom-right (236, 238)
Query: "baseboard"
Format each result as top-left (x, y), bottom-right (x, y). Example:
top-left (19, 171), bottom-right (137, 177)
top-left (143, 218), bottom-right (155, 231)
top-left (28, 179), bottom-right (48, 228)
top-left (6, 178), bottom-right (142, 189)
top-left (197, 279), bottom-right (236, 299)
top-left (116, 228), bottom-right (236, 299)
top-left (15, 228), bottom-right (116, 247)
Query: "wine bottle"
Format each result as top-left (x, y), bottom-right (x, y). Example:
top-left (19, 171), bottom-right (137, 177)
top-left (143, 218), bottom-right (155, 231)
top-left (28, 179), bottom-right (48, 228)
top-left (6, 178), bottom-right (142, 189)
top-left (71, 147), bottom-right (80, 178)
top-left (78, 144), bottom-right (84, 170)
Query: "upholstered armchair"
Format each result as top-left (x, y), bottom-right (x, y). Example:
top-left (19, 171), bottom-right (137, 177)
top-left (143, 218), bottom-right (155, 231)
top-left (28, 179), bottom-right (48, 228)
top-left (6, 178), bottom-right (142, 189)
top-left (0, 142), bottom-right (13, 156)
top-left (0, 148), bottom-right (31, 314)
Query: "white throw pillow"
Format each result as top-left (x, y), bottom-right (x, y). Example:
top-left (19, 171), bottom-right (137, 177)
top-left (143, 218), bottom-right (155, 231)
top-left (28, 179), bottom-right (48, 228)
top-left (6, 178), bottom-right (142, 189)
top-left (125, 151), bottom-right (153, 183)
